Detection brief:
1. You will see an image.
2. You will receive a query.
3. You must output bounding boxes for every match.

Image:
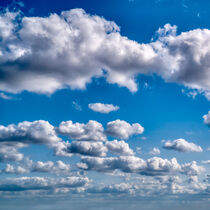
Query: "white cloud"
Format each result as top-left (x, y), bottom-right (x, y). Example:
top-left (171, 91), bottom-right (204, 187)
top-left (58, 120), bottom-right (107, 141)
top-left (203, 111), bottom-right (210, 126)
top-left (78, 156), bottom-right (182, 176)
top-left (0, 142), bottom-right (26, 162)
top-left (0, 120), bottom-right (60, 144)
top-left (0, 9), bottom-right (210, 98)
top-left (106, 140), bottom-right (134, 156)
top-left (163, 138), bottom-right (203, 152)
top-left (88, 103), bottom-right (119, 114)
top-left (149, 147), bottom-right (160, 155)
top-left (181, 161), bottom-right (205, 176)
top-left (106, 119), bottom-right (144, 139)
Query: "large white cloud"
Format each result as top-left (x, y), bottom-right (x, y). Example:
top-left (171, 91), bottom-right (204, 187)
top-left (203, 111), bottom-right (210, 126)
top-left (88, 103), bottom-right (119, 114)
top-left (0, 9), bottom-right (210, 98)
top-left (163, 138), bottom-right (203, 152)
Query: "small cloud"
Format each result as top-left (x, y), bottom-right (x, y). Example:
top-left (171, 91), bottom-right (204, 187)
top-left (72, 101), bottom-right (82, 111)
top-left (0, 92), bottom-right (13, 100)
top-left (181, 89), bottom-right (198, 99)
top-left (88, 103), bottom-right (119, 114)
top-left (203, 111), bottom-right (210, 127)
top-left (149, 147), bottom-right (160, 155)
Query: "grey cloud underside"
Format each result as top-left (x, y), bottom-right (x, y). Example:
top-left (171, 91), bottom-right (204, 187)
top-left (78, 156), bottom-right (205, 176)
top-left (0, 176), bottom-right (90, 192)
top-left (1, 10), bottom-right (210, 98)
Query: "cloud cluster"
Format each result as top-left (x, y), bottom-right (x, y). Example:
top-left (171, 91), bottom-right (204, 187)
top-left (77, 156), bottom-right (204, 176)
top-left (88, 103), bottom-right (119, 114)
top-left (1, 9), bottom-right (210, 98)
top-left (163, 138), bottom-right (203, 152)
top-left (0, 119), bottom-right (142, 161)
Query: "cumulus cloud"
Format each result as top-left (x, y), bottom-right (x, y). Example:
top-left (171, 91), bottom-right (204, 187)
top-left (67, 141), bottom-right (108, 157)
top-left (106, 140), bottom-right (134, 156)
top-left (78, 156), bottom-right (183, 176)
top-left (88, 103), bottom-right (119, 114)
top-left (181, 161), bottom-right (205, 176)
top-left (203, 111), bottom-right (210, 126)
top-left (163, 138), bottom-right (203, 152)
top-left (106, 119), bottom-right (144, 139)
top-left (149, 147), bottom-right (160, 155)
top-left (0, 142), bottom-right (26, 162)
top-left (0, 160), bottom-right (71, 175)
top-left (0, 9), bottom-right (210, 98)
top-left (0, 120), bottom-right (60, 144)
top-left (58, 120), bottom-right (107, 141)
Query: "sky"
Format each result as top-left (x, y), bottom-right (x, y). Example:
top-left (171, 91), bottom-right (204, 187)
top-left (0, 0), bottom-right (210, 209)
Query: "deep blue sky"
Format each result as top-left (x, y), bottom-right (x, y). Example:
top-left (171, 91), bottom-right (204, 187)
top-left (0, 1), bottom-right (210, 210)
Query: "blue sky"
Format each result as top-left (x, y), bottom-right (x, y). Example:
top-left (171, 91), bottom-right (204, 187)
top-left (0, 0), bottom-right (210, 209)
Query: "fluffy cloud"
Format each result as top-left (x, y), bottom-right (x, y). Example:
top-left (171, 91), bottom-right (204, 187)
top-left (0, 160), bottom-right (71, 175)
top-left (163, 138), bottom-right (203, 152)
top-left (58, 120), bottom-right (107, 141)
top-left (88, 103), bottom-right (119, 114)
top-left (0, 176), bottom-right (90, 192)
top-left (106, 140), bottom-right (134, 156)
top-left (78, 155), bottom-right (205, 177)
top-left (0, 142), bottom-right (26, 162)
top-left (78, 156), bottom-right (183, 176)
top-left (0, 9), bottom-right (210, 98)
top-left (0, 120), bottom-right (60, 144)
top-left (106, 120), bottom-right (144, 139)
top-left (181, 161), bottom-right (205, 176)
top-left (67, 141), bottom-right (107, 157)
top-left (203, 111), bottom-right (210, 126)
top-left (149, 147), bottom-right (160, 155)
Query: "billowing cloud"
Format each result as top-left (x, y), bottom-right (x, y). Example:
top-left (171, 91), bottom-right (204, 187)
top-left (67, 141), bottom-right (107, 157)
top-left (88, 103), bottom-right (119, 114)
top-left (0, 9), bottom-right (210, 98)
top-left (58, 120), bottom-right (107, 141)
top-left (0, 142), bottom-right (26, 162)
top-left (181, 161), bottom-right (205, 176)
top-left (78, 156), bottom-right (183, 176)
top-left (163, 138), bottom-right (203, 152)
top-left (106, 120), bottom-right (144, 139)
top-left (203, 111), bottom-right (210, 126)
top-left (106, 140), bottom-right (134, 156)
top-left (0, 120), bottom-right (60, 144)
